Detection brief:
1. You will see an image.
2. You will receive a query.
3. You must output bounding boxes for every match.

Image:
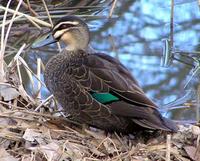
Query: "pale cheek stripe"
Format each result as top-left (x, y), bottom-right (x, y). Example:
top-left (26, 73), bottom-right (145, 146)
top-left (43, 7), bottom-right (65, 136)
top-left (54, 21), bottom-right (79, 31)
top-left (53, 29), bottom-right (69, 39)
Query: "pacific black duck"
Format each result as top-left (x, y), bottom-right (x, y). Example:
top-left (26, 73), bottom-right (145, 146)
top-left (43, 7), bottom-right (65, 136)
top-left (33, 16), bottom-right (177, 133)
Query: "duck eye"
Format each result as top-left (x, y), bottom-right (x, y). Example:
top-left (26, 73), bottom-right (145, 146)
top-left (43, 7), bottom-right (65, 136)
top-left (60, 24), bottom-right (75, 29)
top-left (61, 24), bottom-right (67, 28)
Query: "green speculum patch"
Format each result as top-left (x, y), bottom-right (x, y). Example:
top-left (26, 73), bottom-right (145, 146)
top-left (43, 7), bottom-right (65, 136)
top-left (91, 92), bottom-right (119, 104)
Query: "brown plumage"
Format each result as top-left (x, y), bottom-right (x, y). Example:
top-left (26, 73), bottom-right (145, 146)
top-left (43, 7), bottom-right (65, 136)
top-left (34, 16), bottom-right (178, 133)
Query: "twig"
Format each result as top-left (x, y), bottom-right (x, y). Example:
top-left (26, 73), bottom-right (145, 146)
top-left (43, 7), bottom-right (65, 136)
top-left (0, 100), bottom-right (23, 109)
top-left (41, 0), bottom-right (53, 26)
top-left (89, 137), bottom-right (108, 158)
top-left (35, 95), bottom-right (53, 112)
top-left (11, 43), bottom-right (26, 63)
top-left (109, 0), bottom-right (118, 18)
top-left (17, 0), bottom-right (38, 16)
top-left (19, 57), bottom-right (35, 90)
top-left (0, 14), bottom-right (118, 24)
top-left (7, 43), bottom-right (26, 78)
top-left (196, 84), bottom-right (200, 122)
top-left (21, 110), bottom-right (82, 126)
top-left (15, 56), bottom-right (47, 87)
top-left (36, 58), bottom-right (42, 100)
top-left (0, 15), bottom-right (23, 28)
top-left (0, 132), bottom-right (22, 141)
top-left (166, 134), bottom-right (171, 161)
top-left (16, 58), bottom-right (22, 84)
top-left (0, 6), bottom-right (51, 27)
top-left (0, 113), bottom-right (35, 121)
top-left (170, 0), bottom-right (174, 49)
top-left (107, 137), bottom-right (122, 161)
top-left (27, 17), bottom-right (42, 30)
top-left (0, 0), bottom-right (12, 82)
top-left (40, 0), bottom-right (61, 51)
top-left (108, 34), bottom-right (118, 59)
top-left (3, 0), bottom-right (23, 59)
top-left (8, 44), bottom-right (35, 103)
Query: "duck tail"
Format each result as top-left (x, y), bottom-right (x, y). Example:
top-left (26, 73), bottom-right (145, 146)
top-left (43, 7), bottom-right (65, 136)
top-left (162, 117), bottom-right (178, 132)
top-left (132, 117), bottom-right (178, 132)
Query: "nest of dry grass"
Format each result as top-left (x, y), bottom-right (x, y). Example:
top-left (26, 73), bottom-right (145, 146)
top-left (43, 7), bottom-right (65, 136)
top-left (0, 0), bottom-right (200, 161)
top-left (0, 99), bottom-right (200, 161)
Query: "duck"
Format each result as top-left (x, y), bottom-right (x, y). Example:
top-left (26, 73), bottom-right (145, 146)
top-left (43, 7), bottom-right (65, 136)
top-left (32, 16), bottom-right (178, 133)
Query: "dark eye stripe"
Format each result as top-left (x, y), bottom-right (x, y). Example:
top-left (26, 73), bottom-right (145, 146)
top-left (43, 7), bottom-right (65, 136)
top-left (60, 24), bottom-right (75, 29)
top-left (53, 21), bottom-right (79, 31)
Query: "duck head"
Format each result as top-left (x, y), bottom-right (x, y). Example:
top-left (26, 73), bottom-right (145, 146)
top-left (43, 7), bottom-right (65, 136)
top-left (32, 16), bottom-right (90, 51)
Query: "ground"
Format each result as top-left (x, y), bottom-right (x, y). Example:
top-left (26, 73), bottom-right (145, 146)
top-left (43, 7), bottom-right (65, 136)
top-left (0, 92), bottom-right (199, 161)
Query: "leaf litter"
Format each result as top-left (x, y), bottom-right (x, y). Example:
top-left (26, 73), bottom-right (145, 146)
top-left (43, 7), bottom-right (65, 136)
top-left (0, 88), bottom-right (199, 161)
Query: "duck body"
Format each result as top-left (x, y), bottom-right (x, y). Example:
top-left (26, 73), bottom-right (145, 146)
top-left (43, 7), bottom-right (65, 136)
top-left (44, 49), bottom-right (177, 133)
top-left (32, 15), bottom-right (177, 133)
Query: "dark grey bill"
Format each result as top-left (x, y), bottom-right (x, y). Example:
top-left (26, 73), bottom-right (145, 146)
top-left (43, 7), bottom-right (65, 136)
top-left (31, 32), bottom-right (57, 48)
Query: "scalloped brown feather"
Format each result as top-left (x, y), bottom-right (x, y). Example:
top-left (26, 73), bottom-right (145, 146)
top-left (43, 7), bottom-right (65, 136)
top-left (44, 49), bottom-right (178, 133)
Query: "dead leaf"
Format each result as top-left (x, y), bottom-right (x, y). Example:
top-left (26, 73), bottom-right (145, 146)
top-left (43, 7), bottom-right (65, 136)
top-left (89, 146), bottom-right (106, 157)
top-left (103, 139), bottom-right (118, 154)
top-left (0, 84), bottom-right (19, 101)
top-left (39, 142), bottom-right (61, 161)
top-left (23, 129), bottom-right (42, 142)
top-left (192, 126), bottom-right (200, 135)
top-left (21, 156), bottom-right (33, 161)
top-left (23, 128), bottom-right (46, 145)
top-left (84, 128), bottom-right (106, 140)
top-left (63, 141), bottom-right (88, 159)
top-left (184, 146), bottom-right (199, 161)
top-left (0, 148), bottom-right (18, 161)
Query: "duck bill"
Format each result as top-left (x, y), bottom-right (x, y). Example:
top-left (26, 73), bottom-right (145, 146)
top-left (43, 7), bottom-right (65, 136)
top-left (31, 31), bottom-right (57, 48)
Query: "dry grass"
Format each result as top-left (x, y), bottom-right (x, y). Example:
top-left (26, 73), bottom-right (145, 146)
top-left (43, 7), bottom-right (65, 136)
top-left (0, 0), bottom-right (200, 160)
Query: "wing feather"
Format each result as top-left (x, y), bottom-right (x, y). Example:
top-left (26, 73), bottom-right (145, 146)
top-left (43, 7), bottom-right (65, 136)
top-left (82, 53), bottom-right (157, 108)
